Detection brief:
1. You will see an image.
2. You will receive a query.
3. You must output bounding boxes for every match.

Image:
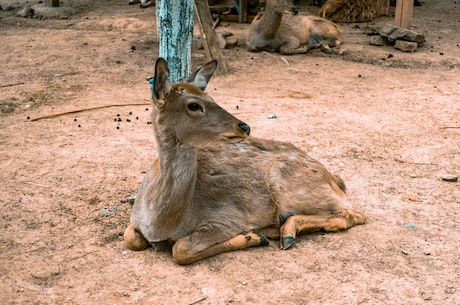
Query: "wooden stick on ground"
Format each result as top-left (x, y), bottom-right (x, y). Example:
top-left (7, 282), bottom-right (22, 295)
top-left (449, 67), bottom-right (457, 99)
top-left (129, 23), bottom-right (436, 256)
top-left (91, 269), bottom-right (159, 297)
top-left (0, 82), bottom-right (25, 88)
top-left (30, 102), bottom-right (151, 121)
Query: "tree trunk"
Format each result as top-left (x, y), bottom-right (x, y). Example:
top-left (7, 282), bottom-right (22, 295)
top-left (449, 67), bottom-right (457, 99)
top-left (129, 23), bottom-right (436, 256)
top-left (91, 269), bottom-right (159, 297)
top-left (157, 0), bottom-right (194, 83)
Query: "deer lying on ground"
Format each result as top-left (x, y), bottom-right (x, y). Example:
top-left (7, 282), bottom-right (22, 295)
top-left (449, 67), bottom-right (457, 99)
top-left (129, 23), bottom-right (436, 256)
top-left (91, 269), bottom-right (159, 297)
top-left (319, 0), bottom-right (389, 23)
top-left (124, 58), bottom-right (366, 265)
top-left (247, 0), bottom-right (342, 54)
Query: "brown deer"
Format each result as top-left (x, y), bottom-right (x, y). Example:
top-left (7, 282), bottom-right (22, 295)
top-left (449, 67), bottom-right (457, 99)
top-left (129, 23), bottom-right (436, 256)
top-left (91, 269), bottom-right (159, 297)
top-left (124, 58), bottom-right (366, 265)
top-left (247, 0), bottom-right (342, 54)
top-left (319, 0), bottom-right (389, 23)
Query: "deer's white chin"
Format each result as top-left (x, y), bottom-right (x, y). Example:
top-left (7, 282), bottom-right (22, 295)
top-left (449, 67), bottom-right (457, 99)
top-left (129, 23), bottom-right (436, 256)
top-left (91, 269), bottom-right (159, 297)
top-left (222, 135), bottom-right (247, 144)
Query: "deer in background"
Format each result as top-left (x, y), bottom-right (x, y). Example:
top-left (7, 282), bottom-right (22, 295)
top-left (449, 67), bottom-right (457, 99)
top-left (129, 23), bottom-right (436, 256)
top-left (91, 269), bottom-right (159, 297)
top-left (247, 0), bottom-right (342, 54)
top-left (319, 0), bottom-right (390, 23)
top-left (124, 58), bottom-right (366, 265)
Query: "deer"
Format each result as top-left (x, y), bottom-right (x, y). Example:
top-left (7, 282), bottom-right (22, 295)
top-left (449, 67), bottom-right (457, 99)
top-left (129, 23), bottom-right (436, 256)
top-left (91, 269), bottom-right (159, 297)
top-left (319, 0), bottom-right (390, 23)
top-left (123, 58), bottom-right (366, 265)
top-left (247, 0), bottom-right (342, 55)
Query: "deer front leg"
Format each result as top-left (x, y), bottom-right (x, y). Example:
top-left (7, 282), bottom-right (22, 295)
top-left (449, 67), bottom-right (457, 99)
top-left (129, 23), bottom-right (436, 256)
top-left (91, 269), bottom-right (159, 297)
top-left (320, 43), bottom-right (332, 54)
top-left (280, 209), bottom-right (366, 250)
top-left (124, 224), bottom-right (150, 251)
top-left (172, 230), bottom-right (269, 265)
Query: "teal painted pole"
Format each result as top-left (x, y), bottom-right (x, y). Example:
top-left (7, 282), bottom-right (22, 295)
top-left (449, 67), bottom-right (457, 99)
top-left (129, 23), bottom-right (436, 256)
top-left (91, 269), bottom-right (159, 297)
top-left (157, 0), bottom-right (194, 83)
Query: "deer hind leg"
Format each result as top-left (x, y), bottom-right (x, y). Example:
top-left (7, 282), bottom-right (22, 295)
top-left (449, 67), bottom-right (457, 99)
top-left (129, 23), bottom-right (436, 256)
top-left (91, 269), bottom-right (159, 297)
top-left (279, 38), bottom-right (308, 55)
top-left (280, 209), bottom-right (366, 250)
top-left (280, 45), bottom-right (309, 55)
top-left (172, 231), bottom-right (269, 265)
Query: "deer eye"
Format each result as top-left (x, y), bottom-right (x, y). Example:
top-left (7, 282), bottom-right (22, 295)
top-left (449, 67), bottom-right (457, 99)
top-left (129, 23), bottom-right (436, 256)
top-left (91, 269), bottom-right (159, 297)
top-left (187, 102), bottom-right (202, 112)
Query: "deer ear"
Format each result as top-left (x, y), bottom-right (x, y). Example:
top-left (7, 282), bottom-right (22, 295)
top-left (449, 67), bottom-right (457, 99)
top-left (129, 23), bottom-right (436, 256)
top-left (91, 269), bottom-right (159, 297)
top-left (186, 60), bottom-right (217, 90)
top-left (153, 58), bottom-right (172, 108)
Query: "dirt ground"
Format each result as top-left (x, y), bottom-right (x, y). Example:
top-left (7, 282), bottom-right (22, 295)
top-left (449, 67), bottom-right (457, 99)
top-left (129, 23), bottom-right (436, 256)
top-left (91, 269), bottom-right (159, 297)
top-left (0, 0), bottom-right (459, 304)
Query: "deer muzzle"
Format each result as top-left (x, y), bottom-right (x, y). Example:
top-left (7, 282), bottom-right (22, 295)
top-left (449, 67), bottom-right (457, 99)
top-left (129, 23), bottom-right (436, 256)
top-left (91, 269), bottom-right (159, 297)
top-left (221, 122), bottom-right (250, 143)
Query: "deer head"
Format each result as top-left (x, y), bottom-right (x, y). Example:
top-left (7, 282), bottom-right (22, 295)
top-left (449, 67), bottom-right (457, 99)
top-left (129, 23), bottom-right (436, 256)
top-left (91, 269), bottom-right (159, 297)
top-left (152, 58), bottom-right (250, 148)
top-left (268, 0), bottom-right (298, 15)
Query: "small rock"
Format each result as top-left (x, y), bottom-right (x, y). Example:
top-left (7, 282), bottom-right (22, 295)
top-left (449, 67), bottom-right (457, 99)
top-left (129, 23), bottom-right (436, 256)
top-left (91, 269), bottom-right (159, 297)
top-left (378, 24), bottom-right (425, 45)
top-left (101, 208), bottom-right (112, 216)
top-left (216, 32), bottom-right (226, 49)
top-left (441, 174), bottom-right (458, 182)
top-left (389, 28), bottom-right (425, 45)
top-left (128, 195), bottom-right (136, 204)
top-left (267, 114), bottom-right (277, 119)
top-left (369, 35), bottom-right (385, 46)
top-left (225, 36), bottom-right (238, 48)
top-left (394, 40), bottom-right (418, 52)
top-left (378, 24), bottom-right (399, 37)
top-left (16, 6), bottom-right (34, 17)
top-left (30, 263), bottom-right (60, 280)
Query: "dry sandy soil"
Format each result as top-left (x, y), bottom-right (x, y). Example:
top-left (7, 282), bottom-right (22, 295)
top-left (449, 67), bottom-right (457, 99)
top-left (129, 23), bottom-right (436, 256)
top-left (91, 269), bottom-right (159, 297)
top-left (1, 0), bottom-right (459, 304)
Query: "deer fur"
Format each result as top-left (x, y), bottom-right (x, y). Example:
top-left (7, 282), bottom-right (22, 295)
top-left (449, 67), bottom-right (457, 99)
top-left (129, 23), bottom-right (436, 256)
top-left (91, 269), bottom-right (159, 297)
top-left (124, 58), bottom-right (366, 265)
top-left (319, 0), bottom-right (389, 23)
top-left (247, 0), bottom-right (342, 55)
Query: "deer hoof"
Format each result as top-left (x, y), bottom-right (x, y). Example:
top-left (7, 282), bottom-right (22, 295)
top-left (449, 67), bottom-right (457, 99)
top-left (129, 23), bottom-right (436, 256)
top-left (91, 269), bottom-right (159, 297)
top-left (281, 236), bottom-right (295, 250)
top-left (124, 225), bottom-right (149, 251)
top-left (257, 233), bottom-right (269, 246)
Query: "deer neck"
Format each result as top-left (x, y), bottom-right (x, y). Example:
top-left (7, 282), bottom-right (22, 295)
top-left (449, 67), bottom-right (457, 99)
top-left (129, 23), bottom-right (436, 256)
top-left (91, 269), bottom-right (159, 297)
top-left (151, 121), bottom-right (197, 226)
top-left (258, 7), bottom-right (283, 39)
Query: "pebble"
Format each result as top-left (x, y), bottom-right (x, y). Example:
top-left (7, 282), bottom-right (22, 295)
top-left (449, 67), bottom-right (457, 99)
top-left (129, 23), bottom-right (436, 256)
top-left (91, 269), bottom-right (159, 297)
top-left (369, 35), bottom-right (385, 46)
top-left (441, 174), bottom-right (458, 182)
top-left (267, 114), bottom-right (277, 119)
top-left (101, 208), bottom-right (112, 216)
top-left (394, 40), bottom-right (418, 52)
top-left (16, 6), bottom-right (34, 17)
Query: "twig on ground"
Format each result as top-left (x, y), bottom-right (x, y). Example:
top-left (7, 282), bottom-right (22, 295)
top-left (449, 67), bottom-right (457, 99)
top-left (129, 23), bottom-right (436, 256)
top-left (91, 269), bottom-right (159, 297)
top-left (186, 296), bottom-right (207, 305)
top-left (0, 82), bottom-right (25, 88)
top-left (24, 181), bottom-right (52, 188)
top-left (212, 16), bottom-right (220, 29)
top-left (261, 51), bottom-right (274, 57)
top-left (394, 158), bottom-right (438, 166)
top-left (65, 250), bottom-right (99, 262)
top-left (439, 126), bottom-right (460, 129)
top-left (30, 102), bottom-right (151, 121)
top-left (280, 56), bottom-right (290, 65)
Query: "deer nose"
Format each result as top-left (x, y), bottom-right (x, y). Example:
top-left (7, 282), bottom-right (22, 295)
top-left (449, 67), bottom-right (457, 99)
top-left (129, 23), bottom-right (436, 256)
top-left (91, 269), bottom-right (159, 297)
top-left (239, 123), bottom-right (250, 136)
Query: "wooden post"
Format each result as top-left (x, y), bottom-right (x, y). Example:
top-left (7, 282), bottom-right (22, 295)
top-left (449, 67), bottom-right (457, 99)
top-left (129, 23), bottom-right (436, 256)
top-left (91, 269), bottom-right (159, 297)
top-left (239, 0), bottom-right (247, 23)
top-left (395, 0), bottom-right (414, 29)
top-left (158, 0), bottom-right (194, 83)
top-left (44, 0), bottom-right (59, 7)
top-left (194, 0), bottom-right (228, 75)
